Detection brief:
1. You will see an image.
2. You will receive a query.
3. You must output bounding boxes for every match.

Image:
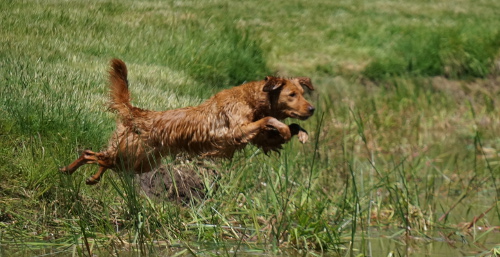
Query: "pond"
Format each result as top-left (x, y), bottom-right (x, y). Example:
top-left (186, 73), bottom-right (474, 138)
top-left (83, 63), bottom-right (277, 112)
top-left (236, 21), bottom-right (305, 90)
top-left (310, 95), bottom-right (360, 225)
top-left (2, 228), bottom-right (498, 257)
top-left (357, 228), bottom-right (500, 257)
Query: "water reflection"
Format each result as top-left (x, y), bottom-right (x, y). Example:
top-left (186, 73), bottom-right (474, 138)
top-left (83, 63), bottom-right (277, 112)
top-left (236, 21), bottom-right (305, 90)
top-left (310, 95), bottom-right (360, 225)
top-left (2, 230), bottom-right (499, 257)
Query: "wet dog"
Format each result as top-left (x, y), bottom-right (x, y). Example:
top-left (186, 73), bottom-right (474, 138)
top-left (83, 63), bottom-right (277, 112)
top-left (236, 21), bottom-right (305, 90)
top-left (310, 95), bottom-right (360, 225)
top-left (60, 59), bottom-right (315, 184)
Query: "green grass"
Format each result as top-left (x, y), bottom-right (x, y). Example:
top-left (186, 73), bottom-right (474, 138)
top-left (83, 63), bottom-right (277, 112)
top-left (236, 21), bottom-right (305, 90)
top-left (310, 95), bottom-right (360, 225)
top-left (1, 0), bottom-right (500, 256)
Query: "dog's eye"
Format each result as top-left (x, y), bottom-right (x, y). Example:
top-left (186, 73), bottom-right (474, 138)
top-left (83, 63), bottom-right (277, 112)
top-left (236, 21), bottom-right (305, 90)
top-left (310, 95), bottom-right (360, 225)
top-left (289, 92), bottom-right (297, 97)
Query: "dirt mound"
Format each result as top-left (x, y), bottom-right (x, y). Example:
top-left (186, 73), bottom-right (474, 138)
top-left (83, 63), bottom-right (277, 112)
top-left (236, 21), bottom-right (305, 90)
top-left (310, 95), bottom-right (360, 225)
top-left (137, 160), bottom-right (219, 204)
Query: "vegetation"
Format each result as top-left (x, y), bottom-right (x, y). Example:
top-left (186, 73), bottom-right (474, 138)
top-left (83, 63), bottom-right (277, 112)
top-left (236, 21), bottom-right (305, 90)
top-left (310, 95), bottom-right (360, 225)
top-left (1, 0), bottom-right (500, 256)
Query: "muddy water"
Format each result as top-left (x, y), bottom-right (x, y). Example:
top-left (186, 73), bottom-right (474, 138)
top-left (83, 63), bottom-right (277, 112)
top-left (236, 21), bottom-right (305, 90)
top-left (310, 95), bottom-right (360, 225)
top-left (2, 231), bottom-right (499, 257)
top-left (357, 229), bottom-right (500, 257)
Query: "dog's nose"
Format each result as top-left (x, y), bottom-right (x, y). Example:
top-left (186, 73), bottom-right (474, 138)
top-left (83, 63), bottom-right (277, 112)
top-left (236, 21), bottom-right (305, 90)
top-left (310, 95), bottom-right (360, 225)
top-left (308, 106), bottom-right (315, 114)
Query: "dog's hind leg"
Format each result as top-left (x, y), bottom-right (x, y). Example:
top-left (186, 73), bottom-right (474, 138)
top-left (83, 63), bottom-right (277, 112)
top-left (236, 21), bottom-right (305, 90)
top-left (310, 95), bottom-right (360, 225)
top-left (85, 166), bottom-right (108, 185)
top-left (60, 149), bottom-right (113, 185)
top-left (60, 149), bottom-right (113, 173)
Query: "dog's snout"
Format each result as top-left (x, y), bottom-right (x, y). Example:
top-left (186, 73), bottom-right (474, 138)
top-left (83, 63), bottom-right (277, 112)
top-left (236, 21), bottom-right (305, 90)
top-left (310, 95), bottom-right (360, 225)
top-left (308, 105), bottom-right (315, 114)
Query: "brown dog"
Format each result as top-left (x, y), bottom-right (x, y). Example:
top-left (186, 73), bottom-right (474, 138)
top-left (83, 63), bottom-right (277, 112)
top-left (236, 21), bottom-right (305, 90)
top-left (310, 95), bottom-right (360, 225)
top-left (60, 59), bottom-right (315, 185)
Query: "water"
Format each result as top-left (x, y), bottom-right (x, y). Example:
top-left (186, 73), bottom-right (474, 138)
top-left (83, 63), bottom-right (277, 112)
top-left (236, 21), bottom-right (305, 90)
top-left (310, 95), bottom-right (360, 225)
top-left (357, 228), bottom-right (500, 257)
top-left (2, 230), bottom-right (499, 257)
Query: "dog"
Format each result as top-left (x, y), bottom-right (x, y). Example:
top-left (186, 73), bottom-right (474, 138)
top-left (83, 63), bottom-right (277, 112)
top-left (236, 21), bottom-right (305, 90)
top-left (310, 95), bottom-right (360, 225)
top-left (60, 59), bottom-right (315, 185)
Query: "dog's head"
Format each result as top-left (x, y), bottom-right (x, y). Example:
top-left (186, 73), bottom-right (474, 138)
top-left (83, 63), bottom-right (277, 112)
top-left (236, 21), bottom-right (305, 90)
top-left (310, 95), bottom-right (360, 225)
top-left (263, 76), bottom-right (315, 120)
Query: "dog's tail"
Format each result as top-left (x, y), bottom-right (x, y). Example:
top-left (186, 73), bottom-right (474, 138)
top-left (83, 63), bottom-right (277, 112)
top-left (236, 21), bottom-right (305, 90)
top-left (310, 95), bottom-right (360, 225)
top-left (108, 59), bottom-right (134, 119)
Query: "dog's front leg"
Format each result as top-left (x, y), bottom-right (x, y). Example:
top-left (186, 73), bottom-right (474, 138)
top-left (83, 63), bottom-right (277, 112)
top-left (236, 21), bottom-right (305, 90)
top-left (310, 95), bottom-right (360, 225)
top-left (289, 123), bottom-right (309, 143)
top-left (234, 117), bottom-right (291, 144)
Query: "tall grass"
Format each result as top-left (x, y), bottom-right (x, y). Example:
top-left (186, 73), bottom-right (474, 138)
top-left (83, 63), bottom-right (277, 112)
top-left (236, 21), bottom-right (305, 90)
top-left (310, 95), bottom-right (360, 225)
top-left (1, 0), bottom-right (500, 256)
top-left (363, 26), bottom-right (500, 79)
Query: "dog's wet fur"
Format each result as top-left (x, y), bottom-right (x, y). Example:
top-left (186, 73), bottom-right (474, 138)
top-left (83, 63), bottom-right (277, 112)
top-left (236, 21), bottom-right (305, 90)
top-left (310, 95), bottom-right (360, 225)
top-left (60, 59), bottom-right (315, 185)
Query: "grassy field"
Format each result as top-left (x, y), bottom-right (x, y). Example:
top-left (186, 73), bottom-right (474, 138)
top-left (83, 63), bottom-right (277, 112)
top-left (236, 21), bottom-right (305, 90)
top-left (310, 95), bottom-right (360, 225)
top-left (1, 0), bottom-right (500, 256)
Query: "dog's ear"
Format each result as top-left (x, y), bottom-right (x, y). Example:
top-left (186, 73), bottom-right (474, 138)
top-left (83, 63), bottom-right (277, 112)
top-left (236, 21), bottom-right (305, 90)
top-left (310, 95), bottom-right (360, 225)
top-left (296, 77), bottom-right (314, 91)
top-left (263, 76), bottom-right (285, 92)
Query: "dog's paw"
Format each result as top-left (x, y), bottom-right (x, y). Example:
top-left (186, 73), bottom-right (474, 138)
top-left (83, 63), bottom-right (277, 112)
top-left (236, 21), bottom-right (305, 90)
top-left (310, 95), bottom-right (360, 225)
top-left (297, 130), bottom-right (309, 143)
top-left (289, 123), bottom-right (308, 143)
top-left (59, 166), bottom-right (69, 174)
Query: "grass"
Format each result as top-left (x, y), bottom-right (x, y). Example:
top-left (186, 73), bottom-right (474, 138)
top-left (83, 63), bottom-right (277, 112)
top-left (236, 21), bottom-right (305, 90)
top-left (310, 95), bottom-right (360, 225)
top-left (1, 0), bottom-right (500, 256)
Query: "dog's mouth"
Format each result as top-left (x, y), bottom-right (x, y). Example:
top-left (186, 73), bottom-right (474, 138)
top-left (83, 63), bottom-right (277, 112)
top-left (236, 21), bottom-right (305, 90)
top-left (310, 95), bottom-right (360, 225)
top-left (290, 112), bottom-right (312, 120)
